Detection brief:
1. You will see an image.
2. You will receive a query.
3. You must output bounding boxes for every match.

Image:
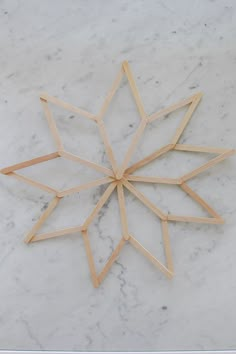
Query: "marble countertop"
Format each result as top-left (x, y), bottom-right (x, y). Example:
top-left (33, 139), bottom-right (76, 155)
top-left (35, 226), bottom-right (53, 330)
top-left (0, 0), bottom-right (236, 351)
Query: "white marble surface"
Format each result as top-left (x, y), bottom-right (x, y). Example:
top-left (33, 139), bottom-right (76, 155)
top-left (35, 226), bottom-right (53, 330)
top-left (0, 0), bottom-right (236, 351)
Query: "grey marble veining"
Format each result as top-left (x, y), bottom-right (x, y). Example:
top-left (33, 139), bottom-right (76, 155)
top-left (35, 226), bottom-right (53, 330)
top-left (0, 0), bottom-right (236, 351)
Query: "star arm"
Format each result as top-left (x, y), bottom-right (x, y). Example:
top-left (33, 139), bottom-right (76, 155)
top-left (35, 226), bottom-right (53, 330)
top-left (117, 182), bottom-right (129, 240)
top-left (125, 144), bottom-right (173, 175)
top-left (57, 176), bottom-right (114, 197)
top-left (40, 93), bottom-right (97, 122)
top-left (122, 61), bottom-right (146, 120)
top-left (128, 235), bottom-right (173, 279)
top-left (98, 67), bottom-right (124, 119)
top-left (126, 175), bottom-right (181, 185)
top-left (181, 149), bottom-right (235, 182)
top-left (0, 152), bottom-right (59, 174)
top-left (122, 179), bottom-right (166, 220)
top-left (82, 181), bottom-right (117, 230)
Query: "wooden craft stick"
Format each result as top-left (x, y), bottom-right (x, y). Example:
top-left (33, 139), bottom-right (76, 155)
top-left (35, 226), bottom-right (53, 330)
top-left (97, 237), bottom-right (126, 284)
top-left (31, 225), bottom-right (83, 242)
top-left (117, 183), bottom-right (129, 240)
top-left (122, 61), bottom-right (146, 120)
top-left (125, 144), bottom-right (174, 175)
top-left (8, 172), bottom-right (58, 195)
top-left (98, 68), bottom-right (124, 119)
top-left (148, 92), bottom-right (202, 123)
top-left (97, 120), bottom-right (118, 173)
top-left (123, 180), bottom-right (166, 220)
top-left (126, 175), bottom-right (181, 185)
top-left (82, 182), bottom-right (117, 229)
top-left (161, 220), bottom-right (174, 273)
top-left (58, 177), bottom-right (113, 197)
top-left (40, 99), bottom-right (64, 150)
top-left (174, 144), bottom-right (234, 154)
top-left (116, 119), bottom-right (147, 179)
top-left (180, 182), bottom-right (222, 220)
top-left (40, 93), bottom-right (97, 122)
top-left (171, 93), bottom-right (202, 145)
top-left (82, 230), bottom-right (99, 288)
top-left (181, 149), bottom-right (235, 182)
top-left (24, 196), bottom-right (60, 243)
top-left (1, 152), bottom-right (59, 175)
top-left (167, 214), bottom-right (224, 224)
top-left (128, 236), bottom-right (173, 279)
top-left (59, 150), bottom-right (114, 177)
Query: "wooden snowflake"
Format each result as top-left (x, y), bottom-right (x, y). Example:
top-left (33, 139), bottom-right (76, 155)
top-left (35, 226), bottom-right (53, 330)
top-left (1, 61), bottom-right (235, 287)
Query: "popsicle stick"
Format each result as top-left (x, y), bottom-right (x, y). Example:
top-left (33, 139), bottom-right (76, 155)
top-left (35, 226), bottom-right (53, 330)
top-left (40, 93), bottom-right (97, 122)
top-left (24, 196), bottom-right (60, 243)
top-left (97, 120), bottom-right (118, 173)
top-left (181, 150), bottom-right (235, 182)
top-left (161, 220), bottom-right (174, 273)
top-left (117, 183), bottom-right (129, 240)
top-left (180, 182), bottom-right (222, 220)
top-left (125, 144), bottom-right (174, 175)
top-left (58, 177), bottom-right (113, 197)
top-left (148, 93), bottom-right (201, 122)
top-left (123, 180), bottom-right (166, 220)
top-left (122, 61), bottom-right (146, 120)
top-left (129, 236), bottom-right (173, 279)
top-left (8, 172), bottom-right (58, 195)
top-left (171, 93), bottom-right (202, 145)
top-left (167, 214), bottom-right (224, 224)
top-left (97, 237), bottom-right (126, 284)
top-left (174, 144), bottom-right (233, 154)
top-left (116, 119), bottom-right (147, 179)
top-left (82, 182), bottom-right (117, 229)
top-left (82, 230), bottom-right (99, 288)
top-left (1, 152), bottom-right (59, 175)
top-left (59, 150), bottom-right (114, 177)
top-left (126, 175), bottom-right (181, 185)
top-left (31, 225), bottom-right (83, 242)
top-left (40, 99), bottom-right (64, 150)
top-left (98, 68), bottom-right (124, 119)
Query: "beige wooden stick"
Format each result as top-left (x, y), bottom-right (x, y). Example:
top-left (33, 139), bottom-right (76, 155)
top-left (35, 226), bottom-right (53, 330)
top-left (126, 175), bottom-right (181, 185)
top-left (117, 183), bottom-right (129, 240)
top-left (58, 177), bottom-right (113, 197)
top-left (129, 235), bottom-right (173, 279)
top-left (1, 152), bottom-right (59, 175)
top-left (8, 172), bottom-right (58, 195)
top-left (116, 119), bottom-right (147, 179)
top-left (125, 144), bottom-right (174, 175)
top-left (180, 182), bottom-right (223, 220)
top-left (181, 150), bottom-right (235, 182)
top-left (97, 237), bottom-right (126, 284)
top-left (59, 150), bottom-right (114, 177)
top-left (174, 144), bottom-right (234, 154)
top-left (167, 214), bottom-right (224, 224)
top-left (24, 196), bottom-right (61, 243)
top-left (148, 92), bottom-right (201, 123)
top-left (98, 68), bottom-right (124, 119)
top-left (82, 230), bottom-right (99, 288)
top-left (123, 180), bottom-right (166, 220)
top-left (82, 182), bottom-right (117, 229)
top-left (161, 220), bottom-right (174, 273)
top-left (31, 225), bottom-right (83, 242)
top-left (40, 93), bottom-right (97, 122)
top-left (122, 61), bottom-right (146, 120)
top-left (97, 120), bottom-right (118, 173)
top-left (41, 99), bottom-right (64, 150)
top-left (171, 93), bottom-right (202, 145)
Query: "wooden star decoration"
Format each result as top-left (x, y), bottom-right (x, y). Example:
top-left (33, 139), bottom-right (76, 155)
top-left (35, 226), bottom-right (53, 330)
top-left (1, 61), bottom-right (235, 288)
